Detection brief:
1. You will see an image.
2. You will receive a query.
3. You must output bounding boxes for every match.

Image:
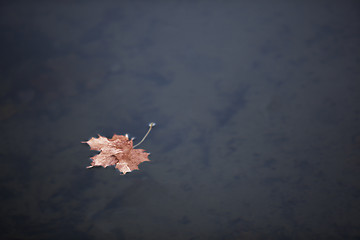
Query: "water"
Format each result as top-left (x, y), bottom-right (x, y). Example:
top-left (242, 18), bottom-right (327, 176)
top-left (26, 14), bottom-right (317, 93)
top-left (1, 1), bottom-right (360, 239)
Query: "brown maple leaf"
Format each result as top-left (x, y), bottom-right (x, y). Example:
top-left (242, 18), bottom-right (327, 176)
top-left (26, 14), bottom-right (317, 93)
top-left (83, 123), bottom-right (155, 174)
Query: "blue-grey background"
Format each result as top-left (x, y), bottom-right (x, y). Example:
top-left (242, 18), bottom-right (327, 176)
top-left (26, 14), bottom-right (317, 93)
top-left (1, 1), bottom-right (359, 239)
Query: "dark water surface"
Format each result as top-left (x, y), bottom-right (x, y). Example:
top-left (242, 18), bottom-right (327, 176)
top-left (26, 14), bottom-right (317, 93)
top-left (1, 1), bottom-right (360, 239)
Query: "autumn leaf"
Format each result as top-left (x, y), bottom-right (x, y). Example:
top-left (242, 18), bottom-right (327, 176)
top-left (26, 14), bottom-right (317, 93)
top-left (83, 123), bottom-right (155, 174)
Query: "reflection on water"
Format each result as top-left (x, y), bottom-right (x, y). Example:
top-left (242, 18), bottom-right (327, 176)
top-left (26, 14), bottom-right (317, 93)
top-left (1, 1), bottom-right (359, 239)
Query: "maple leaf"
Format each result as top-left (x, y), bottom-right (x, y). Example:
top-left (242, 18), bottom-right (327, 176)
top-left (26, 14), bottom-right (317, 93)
top-left (83, 123), bottom-right (155, 174)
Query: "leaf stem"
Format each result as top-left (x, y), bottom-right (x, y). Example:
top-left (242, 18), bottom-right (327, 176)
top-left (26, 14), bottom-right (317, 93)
top-left (133, 122), bottom-right (156, 148)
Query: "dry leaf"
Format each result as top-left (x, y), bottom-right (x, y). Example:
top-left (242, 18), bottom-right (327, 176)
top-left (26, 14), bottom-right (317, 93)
top-left (83, 133), bottom-right (150, 174)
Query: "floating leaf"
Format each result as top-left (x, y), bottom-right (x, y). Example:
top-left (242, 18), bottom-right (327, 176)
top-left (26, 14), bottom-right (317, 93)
top-left (83, 123), bottom-right (155, 174)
